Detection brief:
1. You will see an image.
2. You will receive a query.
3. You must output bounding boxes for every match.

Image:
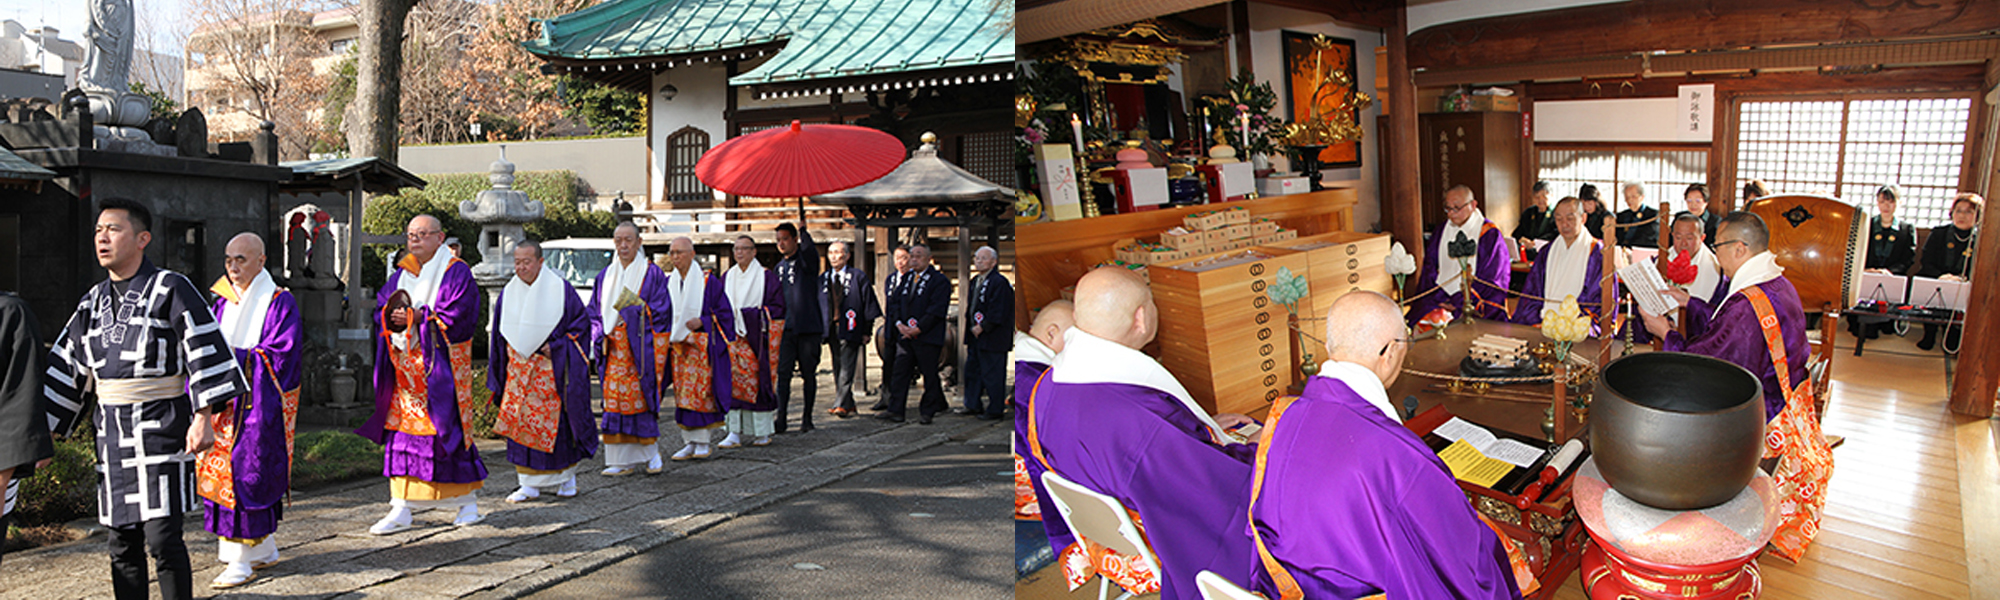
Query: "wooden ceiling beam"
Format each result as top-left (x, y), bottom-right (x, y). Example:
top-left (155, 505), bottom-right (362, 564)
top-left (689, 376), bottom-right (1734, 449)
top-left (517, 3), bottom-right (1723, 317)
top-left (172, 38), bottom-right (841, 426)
top-left (1517, 64), bottom-right (1989, 101)
top-left (1406, 0), bottom-right (2000, 71)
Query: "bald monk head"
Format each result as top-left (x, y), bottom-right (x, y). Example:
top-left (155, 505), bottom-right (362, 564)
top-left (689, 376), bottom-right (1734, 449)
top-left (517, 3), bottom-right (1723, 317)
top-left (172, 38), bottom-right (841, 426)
top-left (1029, 299), bottom-right (1075, 353)
top-left (1323, 291), bottom-right (1410, 387)
top-left (224, 232), bottom-right (267, 292)
top-left (1073, 266), bottom-right (1156, 350)
top-left (668, 236), bottom-right (695, 274)
top-left (405, 214), bottom-right (444, 263)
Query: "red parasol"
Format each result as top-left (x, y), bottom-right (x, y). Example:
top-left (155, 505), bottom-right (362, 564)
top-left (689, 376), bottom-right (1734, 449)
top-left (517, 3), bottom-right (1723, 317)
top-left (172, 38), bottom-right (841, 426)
top-left (695, 120), bottom-right (905, 200)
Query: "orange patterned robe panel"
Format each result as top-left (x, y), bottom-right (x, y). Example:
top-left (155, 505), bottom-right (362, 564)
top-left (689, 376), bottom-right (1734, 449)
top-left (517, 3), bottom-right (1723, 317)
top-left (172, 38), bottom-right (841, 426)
top-left (1013, 454), bottom-right (1041, 520)
top-left (197, 352), bottom-right (299, 510)
top-left (386, 334), bottom-right (476, 447)
top-left (1745, 287), bottom-right (1834, 563)
top-left (495, 348), bottom-right (561, 453)
top-left (1058, 510), bottom-right (1161, 595)
top-left (672, 332), bottom-right (719, 414)
top-left (727, 318), bottom-right (784, 404)
top-left (603, 327), bottom-right (645, 415)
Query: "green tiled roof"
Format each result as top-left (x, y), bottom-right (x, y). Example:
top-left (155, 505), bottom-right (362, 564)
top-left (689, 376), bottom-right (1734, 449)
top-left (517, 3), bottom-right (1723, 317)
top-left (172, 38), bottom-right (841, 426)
top-left (729, 0), bottom-right (1013, 86)
top-left (523, 0), bottom-right (798, 60)
top-left (0, 147), bottom-right (55, 182)
top-left (524, 0), bottom-right (1013, 84)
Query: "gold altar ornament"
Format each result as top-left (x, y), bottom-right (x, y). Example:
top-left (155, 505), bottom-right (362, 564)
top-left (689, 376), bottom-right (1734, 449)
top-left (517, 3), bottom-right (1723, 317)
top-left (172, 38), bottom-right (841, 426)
top-left (1276, 35), bottom-right (1374, 148)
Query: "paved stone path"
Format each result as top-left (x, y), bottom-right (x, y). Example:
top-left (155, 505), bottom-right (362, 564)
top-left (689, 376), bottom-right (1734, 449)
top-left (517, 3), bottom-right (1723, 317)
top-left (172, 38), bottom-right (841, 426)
top-left (0, 380), bottom-right (998, 600)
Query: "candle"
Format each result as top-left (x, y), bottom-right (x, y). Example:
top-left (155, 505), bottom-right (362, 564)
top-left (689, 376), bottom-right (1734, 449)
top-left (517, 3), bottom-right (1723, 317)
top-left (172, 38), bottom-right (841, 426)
top-left (1071, 113), bottom-right (1085, 156)
top-left (1239, 113), bottom-right (1250, 151)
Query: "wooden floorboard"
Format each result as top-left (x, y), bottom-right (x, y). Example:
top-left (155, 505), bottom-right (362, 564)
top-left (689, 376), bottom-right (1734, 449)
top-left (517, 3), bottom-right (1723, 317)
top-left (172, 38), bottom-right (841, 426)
top-left (1553, 334), bottom-right (1974, 599)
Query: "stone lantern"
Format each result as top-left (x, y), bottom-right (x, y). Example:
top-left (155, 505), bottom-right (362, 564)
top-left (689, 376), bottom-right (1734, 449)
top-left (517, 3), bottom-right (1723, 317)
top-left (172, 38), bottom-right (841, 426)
top-left (459, 145), bottom-right (544, 289)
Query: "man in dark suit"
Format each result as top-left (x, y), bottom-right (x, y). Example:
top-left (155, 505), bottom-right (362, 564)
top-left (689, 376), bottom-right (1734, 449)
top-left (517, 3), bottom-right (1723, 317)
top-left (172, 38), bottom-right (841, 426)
top-left (871, 246), bottom-right (912, 412)
top-left (821, 240), bottom-right (879, 419)
top-left (957, 246), bottom-right (1013, 420)
top-left (880, 244), bottom-right (949, 424)
top-left (773, 223), bottom-right (823, 433)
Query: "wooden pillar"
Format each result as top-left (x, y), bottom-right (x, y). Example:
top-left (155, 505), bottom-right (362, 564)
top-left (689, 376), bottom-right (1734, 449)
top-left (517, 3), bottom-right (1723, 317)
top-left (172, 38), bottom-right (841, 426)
top-left (1232, 0), bottom-right (1253, 76)
top-left (1386, 7), bottom-right (1424, 281)
top-left (1948, 57), bottom-right (2000, 417)
top-left (956, 224), bottom-right (973, 383)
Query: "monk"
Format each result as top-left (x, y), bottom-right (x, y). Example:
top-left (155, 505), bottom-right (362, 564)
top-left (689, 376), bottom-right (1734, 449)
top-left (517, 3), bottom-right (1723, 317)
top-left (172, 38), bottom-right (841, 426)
top-left (1511, 196), bottom-right (1603, 326)
top-left (588, 223), bottom-right (671, 476)
top-left (1249, 291), bottom-right (1521, 599)
top-left (720, 235), bottom-right (783, 449)
top-left (1012, 300), bottom-right (1071, 523)
top-left (1641, 212), bottom-right (1834, 562)
top-left (1409, 184), bottom-right (1511, 324)
top-left (1022, 267), bottom-right (1257, 600)
top-left (663, 236), bottom-right (735, 461)
top-left (201, 233), bottom-right (300, 588)
top-left (489, 241), bottom-right (598, 503)
top-left (361, 214), bottom-right (486, 534)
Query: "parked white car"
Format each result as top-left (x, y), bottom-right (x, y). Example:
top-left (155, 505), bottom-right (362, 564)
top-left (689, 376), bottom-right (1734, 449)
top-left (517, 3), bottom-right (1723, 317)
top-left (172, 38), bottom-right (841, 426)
top-left (541, 238), bottom-right (617, 306)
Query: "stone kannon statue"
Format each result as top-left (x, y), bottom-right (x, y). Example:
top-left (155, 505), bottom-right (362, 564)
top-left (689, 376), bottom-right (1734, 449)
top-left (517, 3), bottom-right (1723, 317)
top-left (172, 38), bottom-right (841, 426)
top-left (459, 146), bottom-right (545, 286)
top-left (79, 0), bottom-right (157, 131)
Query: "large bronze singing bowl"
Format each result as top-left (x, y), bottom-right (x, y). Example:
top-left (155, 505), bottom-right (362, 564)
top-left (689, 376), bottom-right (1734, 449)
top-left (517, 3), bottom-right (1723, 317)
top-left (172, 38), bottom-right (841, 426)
top-left (1591, 352), bottom-right (1765, 510)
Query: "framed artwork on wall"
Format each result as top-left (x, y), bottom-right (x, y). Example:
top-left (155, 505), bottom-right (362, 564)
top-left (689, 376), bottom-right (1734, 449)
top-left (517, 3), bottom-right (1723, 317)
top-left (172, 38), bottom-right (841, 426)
top-left (1281, 31), bottom-right (1362, 168)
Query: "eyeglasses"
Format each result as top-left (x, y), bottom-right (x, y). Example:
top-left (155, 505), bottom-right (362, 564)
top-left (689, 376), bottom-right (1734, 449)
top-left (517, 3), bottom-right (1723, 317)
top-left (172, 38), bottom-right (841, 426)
top-left (1713, 239), bottom-right (1747, 251)
top-left (406, 229), bottom-right (441, 239)
top-left (1445, 202), bottom-right (1473, 212)
top-left (1380, 337), bottom-right (1410, 356)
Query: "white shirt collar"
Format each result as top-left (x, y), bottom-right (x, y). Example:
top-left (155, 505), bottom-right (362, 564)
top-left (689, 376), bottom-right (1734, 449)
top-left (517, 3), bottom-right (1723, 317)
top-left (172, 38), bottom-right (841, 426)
top-left (1014, 331), bottom-right (1056, 366)
top-left (218, 269), bottom-right (276, 350)
top-left (1315, 360), bottom-right (1399, 423)
top-left (500, 266), bottom-right (568, 358)
top-left (1052, 328), bottom-right (1230, 444)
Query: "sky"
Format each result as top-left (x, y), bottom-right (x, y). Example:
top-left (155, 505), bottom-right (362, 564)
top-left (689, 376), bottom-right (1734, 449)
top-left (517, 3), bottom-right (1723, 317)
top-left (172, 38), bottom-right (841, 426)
top-left (0, 0), bottom-right (190, 54)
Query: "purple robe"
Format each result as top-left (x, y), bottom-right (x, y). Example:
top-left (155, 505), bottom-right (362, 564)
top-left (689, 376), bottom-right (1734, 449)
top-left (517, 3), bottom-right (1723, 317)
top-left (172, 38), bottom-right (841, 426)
top-left (588, 262), bottom-right (672, 439)
top-left (1024, 372), bottom-right (1257, 600)
top-left (1666, 277), bottom-right (1809, 421)
top-left (1410, 220), bottom-right (1512, 324)
top-left (675, 270), bottom-right (735, 431)
top-left (725, 269), bottom-right (784, 412)
top-left (204, 291), bottom-right (301, 540)
top-left (1510, 237), bottom-right (1604, 326)
top-left (357, 259), bottom-right (488, 485)
top-left (1014, 360), bottom-right (1065, 544)
top-left (1251, 376), bottom-right (1519, 599)
top-left (490, 279), bottom-right (600, 471)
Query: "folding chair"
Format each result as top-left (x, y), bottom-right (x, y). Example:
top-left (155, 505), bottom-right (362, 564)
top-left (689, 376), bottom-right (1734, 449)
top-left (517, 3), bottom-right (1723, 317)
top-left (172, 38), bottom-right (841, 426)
top-left (1040, 470), bottom-right (1161, 600)
top-left (1196, 570), bottom-right (1262, 600)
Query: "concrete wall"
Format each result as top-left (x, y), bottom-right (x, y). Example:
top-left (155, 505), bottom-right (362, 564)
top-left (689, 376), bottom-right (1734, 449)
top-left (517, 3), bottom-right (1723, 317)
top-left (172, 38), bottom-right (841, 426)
top-left (0, 67), bottom-right (63, 102)
top-left (650, 62), bottom-right (734, 208)
top-left (399, 136), bottom-right (649, 204)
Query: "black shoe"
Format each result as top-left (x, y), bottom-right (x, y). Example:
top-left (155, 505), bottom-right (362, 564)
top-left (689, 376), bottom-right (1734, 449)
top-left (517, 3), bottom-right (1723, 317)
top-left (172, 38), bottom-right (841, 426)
top-left (800, 421), bottom-right (815, 433)
top-left (1866, 326), bottom-right (1881, 340)
top-left (977, 412), bottom-right (1004, 421)
top-left (869, 402), bottom-right (888, 411)
top-left (774, 424), bottom-right (788, 435)
top-left (1918, 333), bottom-right (1937, 351)
top-left (918, 414), bottom-right (934, 425)
top-left (951, 407), bottom-right (975, 415)
top-left (875, 412), bottom-right (904, 423)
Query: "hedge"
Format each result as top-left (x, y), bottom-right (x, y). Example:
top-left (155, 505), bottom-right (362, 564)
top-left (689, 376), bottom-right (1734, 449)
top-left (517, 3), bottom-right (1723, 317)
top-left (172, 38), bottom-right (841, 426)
top-left (360, 169), bottom-right (618, 290)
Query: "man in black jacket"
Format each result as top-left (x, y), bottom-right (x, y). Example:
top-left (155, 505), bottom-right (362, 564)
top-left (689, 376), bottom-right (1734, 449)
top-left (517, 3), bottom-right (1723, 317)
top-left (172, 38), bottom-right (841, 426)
top-left (822, 240), bottom-right (879, 419)
top-left (880, 244), bottom-right (950, 424)
top-left (957, 246), bottom-right (1013, 420)
top-left (0, 291), bottom-right (53, 567)
top-left (773, 223), bottom-right (823, 433)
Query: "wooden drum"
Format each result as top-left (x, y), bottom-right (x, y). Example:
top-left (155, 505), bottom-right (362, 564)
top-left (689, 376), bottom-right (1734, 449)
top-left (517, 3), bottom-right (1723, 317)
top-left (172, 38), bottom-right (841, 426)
top-left (1744, 194), bottom-right (1867, 311)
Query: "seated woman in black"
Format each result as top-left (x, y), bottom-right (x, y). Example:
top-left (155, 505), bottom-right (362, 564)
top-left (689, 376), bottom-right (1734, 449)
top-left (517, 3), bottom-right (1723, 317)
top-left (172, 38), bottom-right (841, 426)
top-left (1849, 185), bottom-right (1917, 339)
top-left (1578, 183), bottom-right (1614, 240)
top-left (1915, 193), bottom-right (1982, 352)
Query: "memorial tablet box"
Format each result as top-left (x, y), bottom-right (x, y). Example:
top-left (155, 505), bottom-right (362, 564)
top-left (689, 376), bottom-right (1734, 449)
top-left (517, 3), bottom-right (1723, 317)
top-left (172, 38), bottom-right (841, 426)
top-left (1255, 231), bottom-right (1393, 321)
top-left (1150, 250), bottom-right (1307, 415)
